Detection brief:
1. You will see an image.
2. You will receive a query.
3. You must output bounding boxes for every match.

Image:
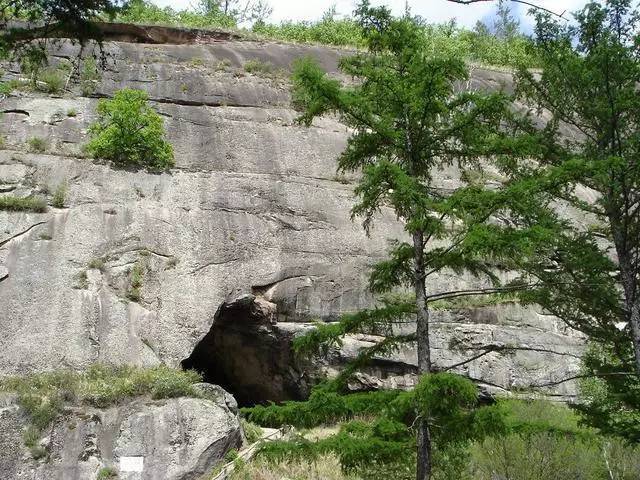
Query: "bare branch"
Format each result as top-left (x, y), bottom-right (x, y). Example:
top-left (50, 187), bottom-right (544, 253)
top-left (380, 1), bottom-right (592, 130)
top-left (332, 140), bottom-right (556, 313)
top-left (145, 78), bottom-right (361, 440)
top-left (446, 0), bottom-right (567, 19)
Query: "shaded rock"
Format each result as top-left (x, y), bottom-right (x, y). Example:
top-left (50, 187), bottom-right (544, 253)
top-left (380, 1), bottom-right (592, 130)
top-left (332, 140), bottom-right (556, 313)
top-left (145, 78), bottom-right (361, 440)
top-left (183, 295), bottom-right (318, 406)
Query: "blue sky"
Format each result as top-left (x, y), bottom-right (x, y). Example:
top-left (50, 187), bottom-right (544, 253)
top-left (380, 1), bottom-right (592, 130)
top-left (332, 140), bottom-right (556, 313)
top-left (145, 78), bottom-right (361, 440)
top-left (150, 0), bottom-right (590, 30)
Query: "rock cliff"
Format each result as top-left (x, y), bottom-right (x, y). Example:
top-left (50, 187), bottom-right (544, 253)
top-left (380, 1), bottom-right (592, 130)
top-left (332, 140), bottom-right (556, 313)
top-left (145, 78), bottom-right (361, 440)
top-left (0, 25), bottom-right (584, 407)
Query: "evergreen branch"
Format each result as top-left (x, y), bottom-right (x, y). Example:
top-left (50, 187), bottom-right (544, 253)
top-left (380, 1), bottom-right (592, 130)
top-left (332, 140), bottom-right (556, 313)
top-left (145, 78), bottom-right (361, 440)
top-left (442, 344), bottom-right (583, 372)
top-left (427, 281), bottom-right (609, 302)
top-left (531, 372), bottom-right (638, 388)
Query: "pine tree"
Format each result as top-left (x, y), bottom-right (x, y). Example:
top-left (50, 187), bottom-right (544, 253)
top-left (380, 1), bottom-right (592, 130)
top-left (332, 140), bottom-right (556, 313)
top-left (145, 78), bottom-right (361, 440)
top-left (499, 0), bottom-right (640, 439)
top-left (280, 2), bottom-right (535, 478)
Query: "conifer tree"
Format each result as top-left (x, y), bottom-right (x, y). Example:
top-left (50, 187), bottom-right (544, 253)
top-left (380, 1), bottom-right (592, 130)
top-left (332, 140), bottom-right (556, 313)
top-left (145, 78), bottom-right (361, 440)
top-left (281, 2), bottom-right (535, 478)
top-left (490, 0), bottom-right (640, 439)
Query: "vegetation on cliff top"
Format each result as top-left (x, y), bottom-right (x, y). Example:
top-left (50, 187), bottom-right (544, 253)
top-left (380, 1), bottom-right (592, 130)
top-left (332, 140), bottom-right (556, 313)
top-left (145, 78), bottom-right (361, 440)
top-left (1, 365), bottom-right (202, 458)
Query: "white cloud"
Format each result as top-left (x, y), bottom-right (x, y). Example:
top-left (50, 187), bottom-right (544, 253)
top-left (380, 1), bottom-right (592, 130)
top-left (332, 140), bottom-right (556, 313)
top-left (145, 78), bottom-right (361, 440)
top-left (150, 0), bottom-right (590, 29)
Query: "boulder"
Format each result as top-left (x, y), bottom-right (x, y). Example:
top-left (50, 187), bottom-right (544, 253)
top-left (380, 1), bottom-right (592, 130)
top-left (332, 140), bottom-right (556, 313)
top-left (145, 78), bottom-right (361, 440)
top-left (1, 396), bottom-right (241, 480)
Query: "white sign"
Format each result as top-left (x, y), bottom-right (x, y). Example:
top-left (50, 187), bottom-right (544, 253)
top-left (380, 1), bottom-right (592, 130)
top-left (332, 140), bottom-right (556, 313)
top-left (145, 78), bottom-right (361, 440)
top-left (120, 456), bottom-right (144, 472)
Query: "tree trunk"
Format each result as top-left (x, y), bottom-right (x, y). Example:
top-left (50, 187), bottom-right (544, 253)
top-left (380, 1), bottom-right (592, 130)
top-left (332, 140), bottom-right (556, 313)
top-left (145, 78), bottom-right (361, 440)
top-left (627, 296), bottom-right (640, 375)
top-left (413, 230), bottom-right (432, 480)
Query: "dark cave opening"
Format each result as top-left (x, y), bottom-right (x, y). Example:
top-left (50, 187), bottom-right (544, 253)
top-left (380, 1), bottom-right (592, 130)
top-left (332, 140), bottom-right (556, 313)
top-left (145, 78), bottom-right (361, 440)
top-left (181, 294), bottom-right (312, 407)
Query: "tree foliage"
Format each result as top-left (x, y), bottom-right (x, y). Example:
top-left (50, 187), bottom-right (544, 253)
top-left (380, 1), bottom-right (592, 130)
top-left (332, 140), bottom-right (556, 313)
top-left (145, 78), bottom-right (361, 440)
top-left (257, 2), bottom-right (541, 478)
top-left (0, 0), bottom-right (123, 59)
top-left (483, 0), bottom-right (640, 440)
top-left (86, 88), bottom-right (174, 171)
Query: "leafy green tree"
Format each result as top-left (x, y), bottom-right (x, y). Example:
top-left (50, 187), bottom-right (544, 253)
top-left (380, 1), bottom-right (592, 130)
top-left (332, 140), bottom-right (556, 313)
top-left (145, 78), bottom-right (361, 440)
top-left (494, 0), bottom-right (640, 439)
top-left (252, 2), bottom-right (537, 478)
top-left (86, 88), bottom-right (174, 171)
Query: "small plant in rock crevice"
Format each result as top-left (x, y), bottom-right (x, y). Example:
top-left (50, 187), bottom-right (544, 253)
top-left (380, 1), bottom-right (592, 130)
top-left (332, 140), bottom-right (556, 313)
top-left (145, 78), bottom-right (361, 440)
top-left (0, 195), bottom-right (47, 212)
top-left (88, 257), bottom-right (106, 272)
top-left (27, 137), bottom-right (47, 153)
top-left (127, 261), bottom-right (145, 302)
top-left (51, 183), bottom-right (67, 208)
top-left (97, 466), bottom-right (118, 479)
top-left (73, 270), bottom-right (89, 289)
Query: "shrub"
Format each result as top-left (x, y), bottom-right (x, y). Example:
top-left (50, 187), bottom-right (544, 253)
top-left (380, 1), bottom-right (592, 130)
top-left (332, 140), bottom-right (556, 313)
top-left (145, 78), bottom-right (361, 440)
top-left (66, 109), bottom-right (78, 117)
top-left (51, 183), bottom-right (66, 208)
top-left (86, 89), bottom-right (174, 171)
top-left (0, 195), bottom-right (47, 212)
top-left (27, 136), bottom-right (46, 153)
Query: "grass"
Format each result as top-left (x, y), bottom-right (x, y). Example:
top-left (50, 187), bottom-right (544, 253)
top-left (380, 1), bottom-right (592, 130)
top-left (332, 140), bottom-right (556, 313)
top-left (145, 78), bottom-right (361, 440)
top-left (242, 419), bottom-right (264, 444)
top-left (66, 109), bottom-right (78, 117)
top-left (127, 262), bottom-right (145, 302)
top-left (243, 59), bottom-right (276, 76)
top-left (73, 270), bottom-right (88, 289)
top-left (227, 454), bottom-right (357, 480)
top-left (27, 136), bottom-right (47, 153)
top-left (97, 467), bottom-right (118, 479)
top-left (0, 195), bottom-right (47, 212)
top-left (51, 183), bottom-right (66, 208)
top-left (37, 68), bottom-right (65, 94)
top-left (88, 257), bottom-right (106, 272)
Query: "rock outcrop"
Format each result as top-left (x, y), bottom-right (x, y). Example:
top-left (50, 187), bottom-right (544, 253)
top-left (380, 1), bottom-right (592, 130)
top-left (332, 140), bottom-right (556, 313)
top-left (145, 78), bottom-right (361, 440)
top-left (0, 25), bottom-right (584, 406)
top-left (0, 392), bottom-right (242, 480)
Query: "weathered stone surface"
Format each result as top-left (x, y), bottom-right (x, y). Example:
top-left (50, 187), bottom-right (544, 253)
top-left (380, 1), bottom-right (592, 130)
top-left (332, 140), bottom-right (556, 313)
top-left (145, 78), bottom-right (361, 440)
top-left (0, 31), bottom-right (584, 402)
top-left (0, 395), bottom-right (241, 480)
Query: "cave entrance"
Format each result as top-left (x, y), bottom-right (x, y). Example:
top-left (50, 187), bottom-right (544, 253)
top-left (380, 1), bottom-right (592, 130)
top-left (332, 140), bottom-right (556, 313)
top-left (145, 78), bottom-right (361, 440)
top-left (181, 294), bottom-right (313, 407)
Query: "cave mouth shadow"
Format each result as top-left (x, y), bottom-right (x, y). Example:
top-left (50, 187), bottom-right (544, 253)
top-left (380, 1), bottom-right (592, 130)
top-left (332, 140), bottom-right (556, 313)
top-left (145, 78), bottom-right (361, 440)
top-left (181, 294), bottom-right (311, 408)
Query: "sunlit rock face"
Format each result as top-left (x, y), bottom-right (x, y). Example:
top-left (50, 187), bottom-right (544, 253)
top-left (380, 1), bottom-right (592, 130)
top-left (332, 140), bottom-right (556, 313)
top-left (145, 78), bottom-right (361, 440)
top-left (0, 392), bottom-right (242, 480)
top-left (0, 25), bottom-right (583, 404)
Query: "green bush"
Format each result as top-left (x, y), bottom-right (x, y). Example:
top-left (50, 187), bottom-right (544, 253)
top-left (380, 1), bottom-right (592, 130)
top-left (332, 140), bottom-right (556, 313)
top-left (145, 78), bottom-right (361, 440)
top-left (0, 195), bottom-right (47, 212)
top-left (86, 89), bottom-right (174, 171)
top-left (27, 136), bottom-right (46, 153)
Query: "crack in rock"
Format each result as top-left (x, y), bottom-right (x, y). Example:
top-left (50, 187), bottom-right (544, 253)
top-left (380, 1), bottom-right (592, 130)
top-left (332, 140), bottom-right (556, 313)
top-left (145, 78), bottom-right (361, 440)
top-left (0, 220), bottom-right (48, 248)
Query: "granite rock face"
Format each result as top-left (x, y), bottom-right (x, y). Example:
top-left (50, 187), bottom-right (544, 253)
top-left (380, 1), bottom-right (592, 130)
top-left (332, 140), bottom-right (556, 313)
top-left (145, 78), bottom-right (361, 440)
top-left (0, 393), bottom-right (241, 480)
top-left (0, 27), bottom-right (584, 404)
